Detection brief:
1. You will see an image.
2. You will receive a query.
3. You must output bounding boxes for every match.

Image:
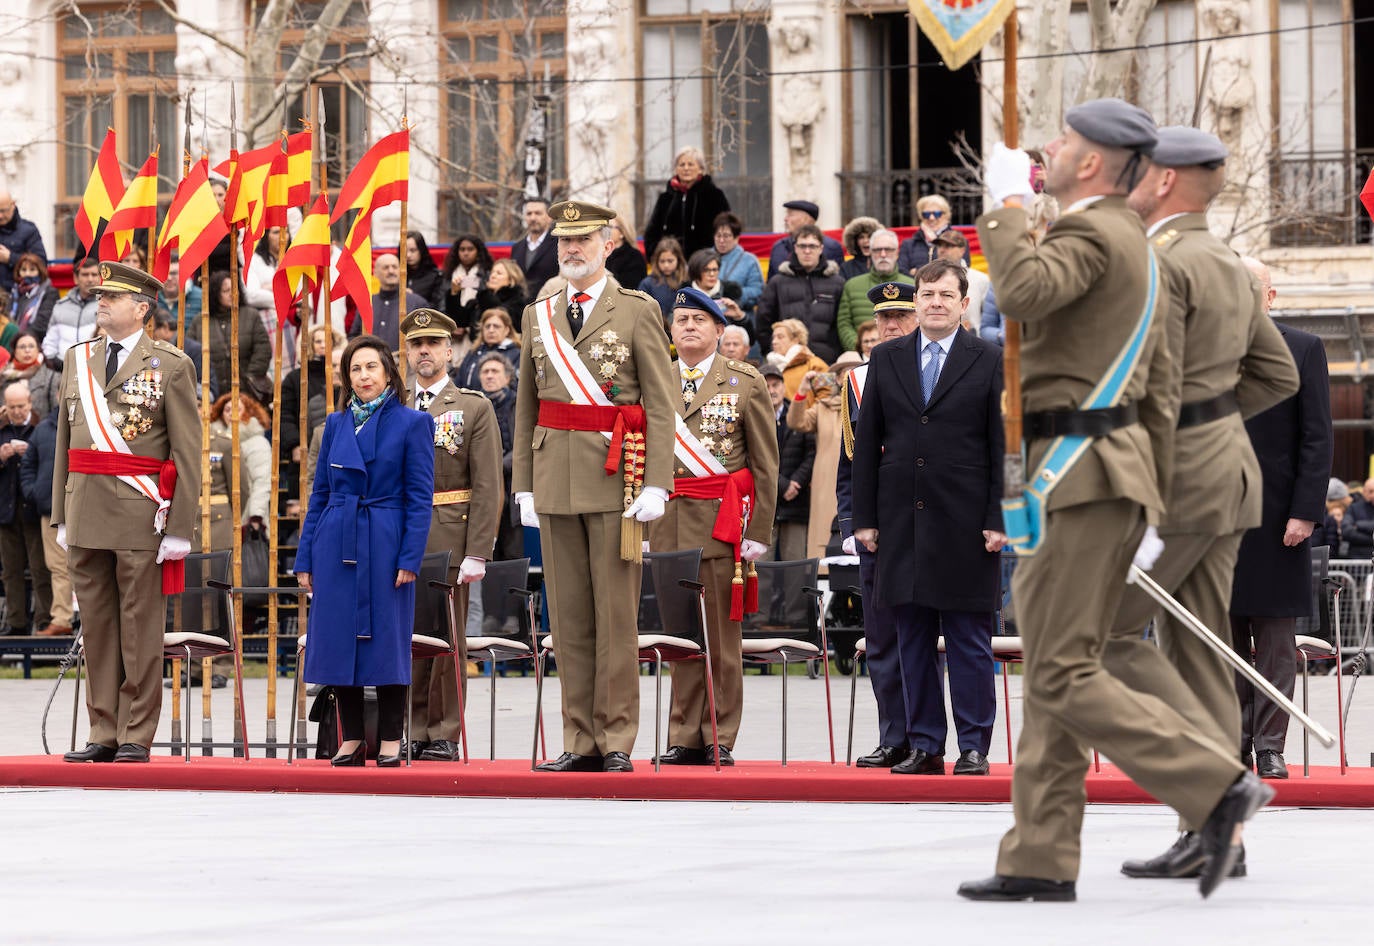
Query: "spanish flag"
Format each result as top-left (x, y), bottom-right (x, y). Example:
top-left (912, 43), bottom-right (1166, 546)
top-left (74, 128), bottom-right (124, 261)
top-left (273, 193), bottom-right (333, 327)
top-left (99, 150), bottom-right (159, 262)
top-left (152, 158), bottom-right (230, 284)
top-left (331, 129), bottom-right (408, 223)
top-left (261, 131), bottom-right (313, 232)
top-left (331, 211), bottom-right (377, 332)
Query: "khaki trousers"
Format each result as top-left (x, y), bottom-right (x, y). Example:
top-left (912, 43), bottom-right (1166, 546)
top-left (668, 556), bottom-right (744, 749)
top-left (410, 578), bottom-right (470, 743)
top-left (541, 511), bottom-right (640, 756)
top-left (69, 545), bottom-right (166, 749)
top-left (995, 500), bottom-right (1244, 882)
top-left (41, 516), bottom-right (74, 626)
top-left (1104, 529), bottom-right (1246, 831)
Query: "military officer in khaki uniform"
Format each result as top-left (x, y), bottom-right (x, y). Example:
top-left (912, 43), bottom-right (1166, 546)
top-left (53, 262), bottom-right (201, 763)
top-left (512, 200), bottom-right (677, 773)
top-left (1105, 127), bottom-right (1300, 879)
top-left (648, 286), bottom-right (777, 766)
top-left (403, 308), bottom-right (504, 762)
top-left (958, 100), bottom-right (1270, 903)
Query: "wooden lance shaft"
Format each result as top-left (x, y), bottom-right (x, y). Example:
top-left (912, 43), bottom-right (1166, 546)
top-left (1000, 15), bottom-right (1024, 500)
top-left (228, 222), bottom-right (246, 758)
top-left (198, 258), bottom-right (214, 752)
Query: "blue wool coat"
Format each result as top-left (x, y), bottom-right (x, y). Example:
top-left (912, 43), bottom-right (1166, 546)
top-left (294, 397), bottom-right (435, 686)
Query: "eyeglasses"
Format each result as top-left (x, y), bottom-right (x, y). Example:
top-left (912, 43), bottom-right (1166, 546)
top-left (921, 211), bottom-right (945, 220)
top-left (870, 246), bottom-right (898, 255)
top-left (795, 242), bottom-right (823, 251)
top-left (702, 265), bottom-right (720, 274)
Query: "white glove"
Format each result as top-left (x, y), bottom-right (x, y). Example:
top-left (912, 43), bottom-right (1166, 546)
top-left (1132, 525), bottom-right (1164, 572)
top-left (156, 535), bottom-right (193, 563)
top-left (986, 142), bottom-right (1037, 207)
top-left (624, 486), bottom-right (668, 523)
top-left (514, 492), bottom-right (539, 529)
top-left (55, 523), bottom-right (67, 551)
top-left (841, 536), bottom-right (857, 556)
top-left (740, 539), bottom-right (768, 562)
top-left (458, 556), bottom-right (486, 584)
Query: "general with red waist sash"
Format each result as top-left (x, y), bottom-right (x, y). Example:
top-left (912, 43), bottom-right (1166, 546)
top-left (672, 467), bottom-right (758, 621)
top-left (66, 448), bottom-right (184, 594)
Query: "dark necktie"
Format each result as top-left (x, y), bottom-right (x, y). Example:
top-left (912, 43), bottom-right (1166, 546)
top-left (105, 342), bottom-right (121, 382)
top-left (416, 389), bottom-right (434, 411)
top-left (568, 291), bottom-right (591, 339)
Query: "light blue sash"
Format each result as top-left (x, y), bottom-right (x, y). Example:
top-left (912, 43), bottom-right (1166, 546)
top-left (1002, 248), bottom-right (1159, 555)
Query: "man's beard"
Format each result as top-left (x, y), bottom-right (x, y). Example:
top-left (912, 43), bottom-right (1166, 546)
top-left (872, 260), bottom-right (897, 278)
top-left (560, 257), bottom-right (598, 281)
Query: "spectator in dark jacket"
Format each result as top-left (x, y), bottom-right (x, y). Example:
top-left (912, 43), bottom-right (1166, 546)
top-left (0, 381), bottom-right (50, 633)
top-left (479, 352), bottom-right (522, 561)
top-left (638, 237), bottom-right (687, 322)
top-left (186, 270), bottom-right (273, 404)
top-left (0, 192), bottom-right (47, 292)
top-left (897, 194), bottom-right (968, 275)
top-left (838, 216), bottom-right (883, 281)
top-left (405, 231), bottom-right (445, 308)
top-left (607, 215), bottom-right (648, 291)
top-left (764, 363), bottom-right (814, 563)
top-left (642, 146), bottom-right (731, 259)
top-left (1322, 479), bottom-right (1356, 558)
top-left (453, 258), bottom-right (525, 331)
top-left (8, 254), bottom-right (59, 342)
top-left (756, 224), bottom-right (845, 363)
top-left (19, 408), bottom-right (70, 635)
top-left (453, 308), bottom-right (521, 391)
top-left (440, 233), bottom-right (494, 334)
top-left (1342, 477), bottom-right (1374, 560)
top-left (767, 200), bottom-right (845, 276)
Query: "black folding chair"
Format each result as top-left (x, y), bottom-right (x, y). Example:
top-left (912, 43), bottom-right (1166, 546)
top-left (462, 557), bottom-right (541, 762)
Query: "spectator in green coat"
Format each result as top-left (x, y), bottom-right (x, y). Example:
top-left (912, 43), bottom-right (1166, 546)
top-left (834, 228), bottom-right (912, 352)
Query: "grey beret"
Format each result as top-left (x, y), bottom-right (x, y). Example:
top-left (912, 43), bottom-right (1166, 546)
top-left (1328, 478), bottom-right (1350, 502)
top-left (1065, 98), bottom-right (1158, 153)
top-left (1149, 125), bottom-right (1228, 168)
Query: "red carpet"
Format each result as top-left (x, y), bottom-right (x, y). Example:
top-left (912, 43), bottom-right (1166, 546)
top-left (2, 755), bottom-right (1372, 806)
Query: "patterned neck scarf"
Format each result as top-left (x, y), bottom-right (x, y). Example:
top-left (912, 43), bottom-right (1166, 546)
top-left (348, 389), bottom-right (390, 430)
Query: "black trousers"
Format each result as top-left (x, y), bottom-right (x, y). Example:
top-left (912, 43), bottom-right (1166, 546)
top-left (1230, 615), bottom-right (1298, 752)
top-left (336, 684), bottom-right (407, 743)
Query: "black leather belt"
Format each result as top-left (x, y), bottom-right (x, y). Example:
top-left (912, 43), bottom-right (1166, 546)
top-left (1024, 402), bottom-right (1138, 439)
top-left (1177, 390), bottom-right (1239, 429)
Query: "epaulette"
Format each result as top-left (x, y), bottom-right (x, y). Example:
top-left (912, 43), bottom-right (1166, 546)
top-left (726, 359), bottom-right (758, 378)
top-left (1154, 228), bottom-right (1178, 247)
top-left (533, 284), bottom-right (563, 304)
top-left (617, 285), bottom-right (656, 303)
top-left (77, 336), bottom-right (100, 346)
top-left (456, 387), bottom-right (485, 397)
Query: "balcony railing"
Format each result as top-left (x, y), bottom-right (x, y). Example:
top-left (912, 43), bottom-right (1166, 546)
top-left (1269, 149), bottom-right (1373, 248)
top-left (837, 169), bottom-right (984, 229)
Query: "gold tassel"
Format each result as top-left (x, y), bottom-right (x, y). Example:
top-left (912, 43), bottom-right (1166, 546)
top-left (840, 374), bottom-right (855, 459)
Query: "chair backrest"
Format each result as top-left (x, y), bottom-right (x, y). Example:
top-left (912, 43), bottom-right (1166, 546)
top-left (824, 562), bottom-right (863, 632)
top-left (638, 549), bottom-right (704, 644)
top-left (1297, 545), bottom-right (1332, 640)
top-left (742, 558), bottom-right (820, 644)
top-left (168, 551), bottom-right (233, 641)
top-left (476, 557), bottom-right (532, 643)
top-left (412, 550), bottom-right (455, 643)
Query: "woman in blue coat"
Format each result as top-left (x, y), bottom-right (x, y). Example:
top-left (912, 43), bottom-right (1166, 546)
top-left (294, 335), bottom-right (435, 767)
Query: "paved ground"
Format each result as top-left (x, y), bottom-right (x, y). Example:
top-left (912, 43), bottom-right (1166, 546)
top-left (2, 662), bottom-right (1368, 768)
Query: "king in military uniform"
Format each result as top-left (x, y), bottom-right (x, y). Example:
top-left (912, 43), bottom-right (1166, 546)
top-left (959, 100), bottom-right (1270, 902)
top-left (513, 199), bottom-right (677, 773)
top-left (648, 287), bottom-right (777, 766)
top-left (402, 308), bottom-right (504, 762)
top-left (53, 261), bottom-right (201, 764)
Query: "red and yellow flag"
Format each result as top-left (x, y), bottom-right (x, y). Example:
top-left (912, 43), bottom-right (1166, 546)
top-left (273, 193), bottom-right (333, 327)
top-left (331, 129), bottom-right (408, 224)
top-left (153, 158), bottom-right (230, 283)
top-left (75, 128), bottom-right (124, 260)
top-left (99, 150), bottom-right (158, 262)
top-left (262, 131), bottom-right (313, 231)
top-left (331, 212), bottom-right (376, 332)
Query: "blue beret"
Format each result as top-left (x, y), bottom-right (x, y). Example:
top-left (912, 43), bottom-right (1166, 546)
top-left (783, 200), bottom-right (820, 220)
top-left (672, 286), bottom-right (726, 324)
top-left (1149, 126), bottom-right (1227, 168)
top-left (867, 281), bottom-right (915, 313)
top-left (1065, 98), bottom-right (1158, 153)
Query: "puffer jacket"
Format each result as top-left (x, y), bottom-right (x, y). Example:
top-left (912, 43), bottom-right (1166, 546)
top-left (755, 259), bottom-right (845, 363)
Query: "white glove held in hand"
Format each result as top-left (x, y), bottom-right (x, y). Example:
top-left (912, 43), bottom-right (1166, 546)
top-left (740, 539), bottom-right (768, 562)
top-left (841, 536), bottom-right (857, 556)
top-left (1132, 525), bottom-right (1164, 572)
top-left (459, 556), bottom-right (486, 583)
top-left (624, 486), bottom-right (669, 523)
top-left (986, 143), bottom-right (1036, 207)
top-left (156, 535), bottom-right (193, 564)
top-left (514, 492), bottom-right (539, 529)
top-left (55, 523), bottom-right (67, 551)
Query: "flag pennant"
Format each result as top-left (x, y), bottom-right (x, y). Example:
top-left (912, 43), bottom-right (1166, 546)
top-left (153, 157), bottom-right (230, 283)
top-left (75, 128), bottom-right (124, 259)
top-left (1360, 166), bottom-right (1374, 221)
top-left (908, 0), bottom-right (1016, 71)
top-left (262, 131), bottom-right (313, 231)
top-left (99, 150), bottom-right (159, 261)
top-left (272, 193), bottom-right (333, 327)
top-left (331, 129), bottom-right (409, 223)
top-left (331, 211), bottom-right (376, 333)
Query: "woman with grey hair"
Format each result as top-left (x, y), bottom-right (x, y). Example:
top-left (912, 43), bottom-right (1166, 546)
top-left (642, 144), bottom-right (731, 259)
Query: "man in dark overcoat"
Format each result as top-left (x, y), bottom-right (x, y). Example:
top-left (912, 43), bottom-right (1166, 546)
top-left (1229, 256), bottom-right (1332, 779)
top-left (851, 258), bottom-right (1006, 777)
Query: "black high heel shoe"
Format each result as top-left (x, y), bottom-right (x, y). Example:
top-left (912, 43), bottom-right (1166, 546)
top-left (376, 742), bottom-right (403, 768)
top-left (331, 741), bottom-right (367, 767)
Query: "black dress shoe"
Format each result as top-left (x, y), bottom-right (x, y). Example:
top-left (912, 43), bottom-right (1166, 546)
top-left (331, 742), bottom-right (367, 767)
top-left (63, 743), bottom-right (117, 763)
top-left (113, 743), bottom-right (150, 763)
top-left (419, 740), bottom-right (461, 762)
top-left (856, 745), bottom-right (908, 768)
top-left (702, 745), bottom-right (734, 766)
top-left (535, 752), bottom-right (603, 773)
top-left (891, 749), bottom-right (945, 775)
top-left (953, 749), bottom-right (990, 775)
top-left (409, 741), bottom-right (432, 758)
top-left (1122, 833), bottom-right (1248, 879)
top-left (1255, 749), bottom-right (1289, 780)
top-left (1198, 772), bottom-right (1275, 898)
top-left (656, 745), bottom-right (704, 765)
top-left (957, 874), bottom-right (1076, 902)
top-left (603, 751), bottom-right (634, 772)
top-left (376, 749), bottom-right (403, 768)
